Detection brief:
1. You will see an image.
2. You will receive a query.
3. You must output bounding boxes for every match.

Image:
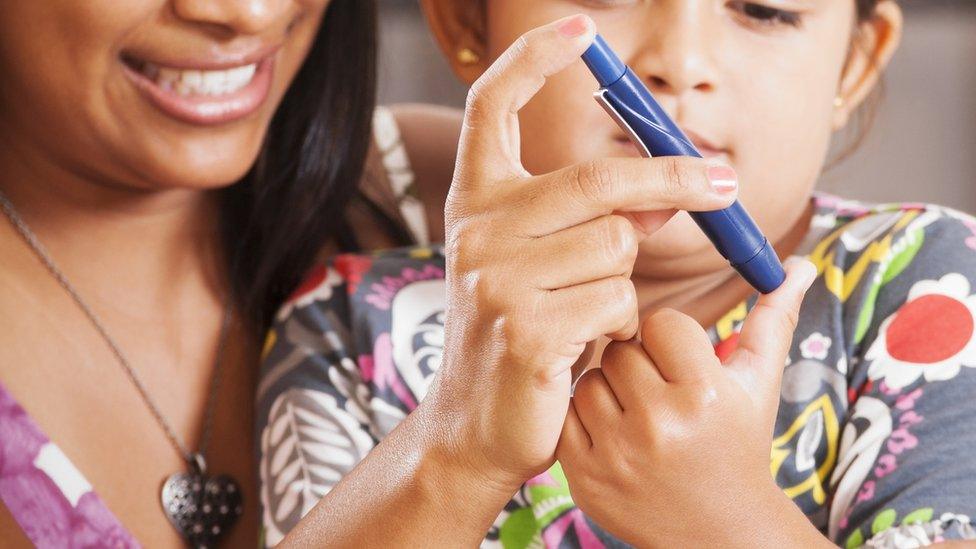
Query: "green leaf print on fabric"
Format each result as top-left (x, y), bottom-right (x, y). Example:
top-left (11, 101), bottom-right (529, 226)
top-left (499, 463), bottom-right (578, 549)
top-left (881, 229), bottom-right (924, 286)
top-left (901, 507), bottom-right (934, 525)
top-left (845, 527), bottom-right (864, 549)
top-left (844, 507), bottom-right (934, 548)
top-left (529, 464), bottom-right (576, 526)
top-left (499, 507), bottom-right (541, 549)
top-left (854, 228), bottom-right (925, 344)
top-left (872, 508), bottom-right (897, 534)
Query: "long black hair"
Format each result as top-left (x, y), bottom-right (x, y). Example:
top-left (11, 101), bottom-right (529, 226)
top-left (220, 0), bottom-right (377, 331)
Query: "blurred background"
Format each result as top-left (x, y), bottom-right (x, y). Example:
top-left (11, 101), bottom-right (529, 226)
top-left (375, 0), bottom-right (976, 212)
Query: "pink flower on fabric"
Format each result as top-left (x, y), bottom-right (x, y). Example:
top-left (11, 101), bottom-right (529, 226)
top-left (887, 427), bottom-right (919, 454)
top-left (874, 454), bottom-right (898, 478)
top-left (360, 333), bottom-right (417, 410)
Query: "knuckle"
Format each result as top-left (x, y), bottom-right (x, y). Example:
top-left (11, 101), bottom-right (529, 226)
top-left (510, 34), bottom-right (533, 63)
top-left (661, 158), bottom-right (693, 199)
top-left (464, 83), bottom-right (491, 120)
top-left (783, 304), bottom-right (801, 333)
top-left (599, 216), bottom-right (637, 270)
top-left (573, 159), bottom-right (617, 204)
top-left (606, 277), bottom-right (637, 312)
top-left (448, 218), bottom-right (492, 273)
top-left (687, 379), bottom-right (721, 413)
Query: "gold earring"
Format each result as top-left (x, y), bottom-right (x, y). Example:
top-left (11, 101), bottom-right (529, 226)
top-left (457, 48), bottom-right (480, 65)
top-left (833, 96), bottom-right (845, 108)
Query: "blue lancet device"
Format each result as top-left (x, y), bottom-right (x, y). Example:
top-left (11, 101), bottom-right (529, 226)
top-left (582, 35), bottom-right (785, 293)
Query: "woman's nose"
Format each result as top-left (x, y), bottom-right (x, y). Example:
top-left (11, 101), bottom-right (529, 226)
top-left (171, 0), bottom-right (291, 35)
top-left (629, 6), bottom-right (718, 97)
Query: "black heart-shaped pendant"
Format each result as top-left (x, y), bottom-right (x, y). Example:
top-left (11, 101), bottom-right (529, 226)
top-left (160, 455), bottom-right (243, 548)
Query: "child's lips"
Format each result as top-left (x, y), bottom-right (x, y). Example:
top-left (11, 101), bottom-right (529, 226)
top-left (682, 129), bottom-right (729, 158)
top-left (612, 133), bottom-right (729, 160)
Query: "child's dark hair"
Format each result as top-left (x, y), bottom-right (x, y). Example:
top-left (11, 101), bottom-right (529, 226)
top-left (857, 0), bottom-right (883, 21)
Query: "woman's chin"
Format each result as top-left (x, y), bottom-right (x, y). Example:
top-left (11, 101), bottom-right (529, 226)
top-left (126, 141), bottom-right (262, 191)
top-left (122, 160), bottom-right (252, 192)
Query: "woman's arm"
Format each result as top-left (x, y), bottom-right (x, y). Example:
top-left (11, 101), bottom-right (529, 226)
top-left (278, 404), bottom-right (520, 547)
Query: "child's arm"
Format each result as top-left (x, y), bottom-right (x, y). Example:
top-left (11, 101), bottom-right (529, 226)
top-left (556, 258), bottom-right (829, 547)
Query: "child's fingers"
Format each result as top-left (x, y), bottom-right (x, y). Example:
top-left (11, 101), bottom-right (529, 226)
top-left (571, 367), bottom-right (622, 438)
top-left (599, 340), bottom-right (664, 410)
top-left (640, 308), bottom-right (720, 383)
top-left (456, 14), bottom-right (596, 183)
top-left (557, 400), bottom-right (592, 460)
top-left (729, 258), bottom-right (817, 388)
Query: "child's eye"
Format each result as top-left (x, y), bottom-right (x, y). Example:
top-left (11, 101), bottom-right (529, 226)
top-left (728, 1), bottom-right (803, 28)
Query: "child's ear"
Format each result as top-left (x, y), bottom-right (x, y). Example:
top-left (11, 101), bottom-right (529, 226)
top-left (833, 0), bottom-right (903, 130)
top-left (420, 0), bottom-right (489, 85)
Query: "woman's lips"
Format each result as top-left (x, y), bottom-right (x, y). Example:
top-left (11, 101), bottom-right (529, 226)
top-left (120, 49), bottom-right (277, 126)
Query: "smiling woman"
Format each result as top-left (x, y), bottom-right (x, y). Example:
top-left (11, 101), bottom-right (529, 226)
top-left (120, 45), bottom-right (276, 125)
top-left (0, 0), bottom-right (381, 547)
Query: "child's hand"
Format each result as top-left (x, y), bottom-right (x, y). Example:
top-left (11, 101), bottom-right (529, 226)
top-left (556, 258), bottom-right (828, 547)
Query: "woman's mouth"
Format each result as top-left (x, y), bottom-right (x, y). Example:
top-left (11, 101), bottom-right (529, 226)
top-left (120, 48), bottom-right (277, 126)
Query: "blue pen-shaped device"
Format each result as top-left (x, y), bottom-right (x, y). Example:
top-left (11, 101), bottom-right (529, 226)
top-left (581, 35), bottom-right (785, 293)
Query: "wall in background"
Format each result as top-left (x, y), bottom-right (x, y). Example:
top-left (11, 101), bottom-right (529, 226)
top-left (376, 1), bottom-right (976, 212)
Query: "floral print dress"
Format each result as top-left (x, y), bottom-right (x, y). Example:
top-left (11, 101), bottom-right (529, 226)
top-left (0, 107), bottom-right (420, 548)
top-left (256, 116), bottom-right (976, 548)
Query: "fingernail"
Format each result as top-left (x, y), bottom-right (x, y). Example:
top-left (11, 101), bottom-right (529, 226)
top-left (785, 257), bottom-right (817, 290)
top-left (557, 15), bottom-right (590, 38)
top-left (706, 165), bottom-right (738, 194)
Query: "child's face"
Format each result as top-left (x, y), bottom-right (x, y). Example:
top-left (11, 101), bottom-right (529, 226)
top-left (431, 1), bottom-right (898, 279)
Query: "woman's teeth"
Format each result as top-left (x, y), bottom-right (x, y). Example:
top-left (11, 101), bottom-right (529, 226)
top-left (140, 62), bottom-right (257, 96)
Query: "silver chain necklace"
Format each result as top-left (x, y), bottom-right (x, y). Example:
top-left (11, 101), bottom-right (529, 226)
top-left (0, 190), bottom-right (243, 548)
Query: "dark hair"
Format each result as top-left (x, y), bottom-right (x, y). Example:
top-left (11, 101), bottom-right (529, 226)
top-left (219, 0), bottom-right (377, 332)
top-left (856, 0), bottom-right (882, 21)
top-left (828, 0), bottom-right (891, 167)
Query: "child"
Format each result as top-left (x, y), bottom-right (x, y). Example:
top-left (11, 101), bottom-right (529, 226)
top-left (258, 3), bottom-right (976, 547)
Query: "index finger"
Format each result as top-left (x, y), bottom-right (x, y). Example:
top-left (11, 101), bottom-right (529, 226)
top-left (457, 15), bottom-right (596, 182)
top-left (729, 258), bottom-right (817, 382)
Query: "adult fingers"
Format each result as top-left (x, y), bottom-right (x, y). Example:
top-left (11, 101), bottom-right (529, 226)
top-left (456, 14), bottom-right (597, 183)
top-left (513, 157), bottom-right (736, 236)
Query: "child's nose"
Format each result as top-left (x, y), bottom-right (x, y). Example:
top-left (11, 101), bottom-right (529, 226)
top-left (628, 5), bottom-right (718, 98)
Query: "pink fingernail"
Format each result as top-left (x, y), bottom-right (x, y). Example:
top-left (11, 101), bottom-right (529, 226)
top-left (706, 165), bottom-right (738, 193)
top-left (557, 15), bottom-right (589, 38)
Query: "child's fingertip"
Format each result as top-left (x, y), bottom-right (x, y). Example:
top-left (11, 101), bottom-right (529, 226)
top-left (784, 257), bottom-right (817, 291)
